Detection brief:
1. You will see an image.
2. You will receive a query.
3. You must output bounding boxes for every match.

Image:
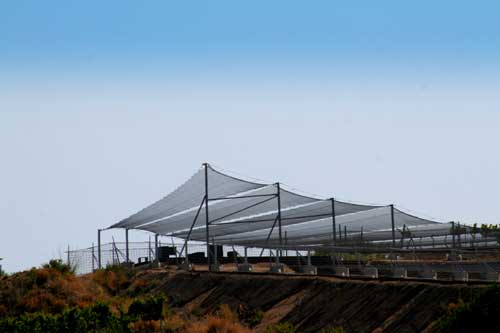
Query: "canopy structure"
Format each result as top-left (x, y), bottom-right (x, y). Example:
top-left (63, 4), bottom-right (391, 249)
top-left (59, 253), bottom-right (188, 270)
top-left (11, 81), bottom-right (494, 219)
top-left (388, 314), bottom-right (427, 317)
top-left (111, 164), bottom-right (267, 229)
top-left (107, 163), bottom-right (456, 265)
top-left (205, 206), bottom-right (451, 247)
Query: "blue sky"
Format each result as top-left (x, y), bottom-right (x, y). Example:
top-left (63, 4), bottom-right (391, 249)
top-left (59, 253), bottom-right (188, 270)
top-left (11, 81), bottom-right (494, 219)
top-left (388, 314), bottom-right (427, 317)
top-left (2, 1), bottom-right (500, 75)
top-left (1, 1), bottom-right (500, 273)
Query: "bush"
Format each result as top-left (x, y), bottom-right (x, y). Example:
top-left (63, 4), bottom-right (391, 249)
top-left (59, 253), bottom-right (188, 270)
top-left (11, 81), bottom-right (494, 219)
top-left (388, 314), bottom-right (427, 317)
top-left (237, 305), bottom-right (264, 328)
top-left (0, 301), bottom-right (127, 333)
top-left (92, 265), bottom-right (131, 295)
top-left (435, 284), bottom-right (500, 332)
top-left (42, 259), bottom-right (74, 275)
top-left (127, 294), bottom-right (167, 321)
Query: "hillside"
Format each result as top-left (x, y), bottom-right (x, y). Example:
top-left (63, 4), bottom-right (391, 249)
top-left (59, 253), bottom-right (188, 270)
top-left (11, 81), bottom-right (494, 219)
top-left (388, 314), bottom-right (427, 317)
top-left (1, 262), bottom-right (498, 332)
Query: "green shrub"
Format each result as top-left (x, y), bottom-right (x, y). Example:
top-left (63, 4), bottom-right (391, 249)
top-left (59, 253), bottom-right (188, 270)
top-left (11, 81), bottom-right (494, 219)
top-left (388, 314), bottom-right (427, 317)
top-left (0, 301), bottom-right (127, 333)
top-left (239, 308), bottom-right (264, 328)
top-left (127, 294), bottom-right (167, 321)
top-left (42, 259), bottom-right (74, 275)
top-left (191, 306), bottom-right (204, 317)
top-left (435, 284), bottom-right (500, 332)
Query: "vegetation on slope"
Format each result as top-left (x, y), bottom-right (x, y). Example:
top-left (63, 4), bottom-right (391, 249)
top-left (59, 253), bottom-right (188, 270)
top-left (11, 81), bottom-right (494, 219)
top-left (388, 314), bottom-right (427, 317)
top-left (435, 284), bottom-right (500, 332)
top-left (2, 260), bottom-right (500, 332)
top-left (0, 261), bottom-right (258, 332)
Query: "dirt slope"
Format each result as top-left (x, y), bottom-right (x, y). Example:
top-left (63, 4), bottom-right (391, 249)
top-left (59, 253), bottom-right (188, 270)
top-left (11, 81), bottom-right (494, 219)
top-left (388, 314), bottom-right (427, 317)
top-left (149, 271), bottom-right (480, 333)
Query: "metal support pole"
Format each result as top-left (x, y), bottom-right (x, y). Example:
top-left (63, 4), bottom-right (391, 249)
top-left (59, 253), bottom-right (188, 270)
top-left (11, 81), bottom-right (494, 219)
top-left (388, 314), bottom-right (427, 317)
top-left (170, 237), bottom-right (178, 264)
top-left (185, 239), bottom-right (189, 265)
top-left (451, 222), bottom-right (456, 248)
top-left (390, 204), bottom-right (396, 247)
top-left (285, 231), bottom-right (288, 257)
top-left (97, 229), bottom-right (102, 269)
top-left (125, 229), bottom-right (129, 263)
top-left (344, 225), bottom-right (347, 241)
top-left (112, 238), bottom-right (117, 265)
top-left (67, 245), bottom-right (70, 267)
top-left (331, 198), bottom-right (336, 245)
top-left (259, 215), bottom-right (280, 257)
top-left (204, 163), bottom-right (211, 267)
top-left (339, 224), bottom-right (342, 241)
top-left (213, 237), bottom-right (217, 264)
top-left (91, 242), bottom-right (95, 271)
top-left (155, 234), bottom-right (159, 264)
top-left (148, 236), bottom-right (152, 262)
top-left (244, 247), bottom-right (248, 263)
top-left (179, 196), bottom-right (206, 256)
top-left (276, 183), bottom-right (283, 257)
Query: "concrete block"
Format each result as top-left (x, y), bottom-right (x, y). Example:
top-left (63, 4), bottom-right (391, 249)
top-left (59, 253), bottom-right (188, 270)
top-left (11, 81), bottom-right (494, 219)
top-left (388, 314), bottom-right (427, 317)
top-left (452, 271), bottom-right (469, 282)
top-left (237, 263), bottom-right (253, 272)
top-left (419, 268), bottom-right (437, 280)
top-left (335, 266), bottom-right (350, 277)
top-left (270, 263), bottom-right (285, 273)
top-left (363, 267), bottom-right (378, 278)
top-left (209, 264), bottom-right (223, 272)
top-left (178, 263), bottom-right (193, 271)
top-left (298, 265), bottom-right (318, 275)
top-left (481, 272), bottom-right (500, 281)
top-left (392, 267), bottom-right (408, 278)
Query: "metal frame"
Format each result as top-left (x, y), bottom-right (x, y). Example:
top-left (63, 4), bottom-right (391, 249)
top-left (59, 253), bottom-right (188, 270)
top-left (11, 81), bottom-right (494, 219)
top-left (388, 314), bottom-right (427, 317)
top-left (98, 162), bottom-right (489, 273)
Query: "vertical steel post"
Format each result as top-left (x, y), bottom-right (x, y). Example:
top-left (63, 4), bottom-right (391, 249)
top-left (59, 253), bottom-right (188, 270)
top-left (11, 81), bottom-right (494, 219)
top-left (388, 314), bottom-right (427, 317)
top-left (344, 225), bottom-right (347, 241)
top-left (67, 245), bottom-right (70, 267)
top-left (125, 228), bottom-right (129, 263)
top-left (148, 236), bottom-right (152, 262)
top-left (390, 204), bottom-right (396, 247)
top-left (112, 240), bottom-right (116, 265)
top-left (331, 198), bottom-right (336, 245)
top-left (204, 163), bottom-right (211, 268)
top-left (213, 237), bottom-right (217, 264)
top-left (97, 229), bottom-right (102, 269)
top-left (285, 231), bottom-right (288, 257)
top-left (91, 242), bottom-right (95, 271)
top-left (276, 182), bottom-right (283, 257)
top-left (339, 224), bottom-right (342, 241)
top-left (451, 222), bottom-right (456, 248)
top-left (155, 234), bottom-right (159, 264)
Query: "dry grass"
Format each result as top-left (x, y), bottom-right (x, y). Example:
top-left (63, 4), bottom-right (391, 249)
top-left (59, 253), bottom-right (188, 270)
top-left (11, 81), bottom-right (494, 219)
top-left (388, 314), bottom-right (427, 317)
top-left (0, 266), bottom-right (108, 316)
top-left (185, 304), bottom-right (252, 333)
top-left (129, 319), bottom-right (161, 333)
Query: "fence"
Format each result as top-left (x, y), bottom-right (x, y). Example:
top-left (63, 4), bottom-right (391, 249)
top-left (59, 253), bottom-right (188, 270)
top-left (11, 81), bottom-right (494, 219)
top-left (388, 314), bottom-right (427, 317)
top-left (67, 241), bottom-right (273, 275)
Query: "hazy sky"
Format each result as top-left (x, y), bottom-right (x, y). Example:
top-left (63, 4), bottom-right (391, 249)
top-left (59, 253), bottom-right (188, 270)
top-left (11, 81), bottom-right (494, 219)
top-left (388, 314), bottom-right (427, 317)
top-left (1, 1), bottom-right (500, 273)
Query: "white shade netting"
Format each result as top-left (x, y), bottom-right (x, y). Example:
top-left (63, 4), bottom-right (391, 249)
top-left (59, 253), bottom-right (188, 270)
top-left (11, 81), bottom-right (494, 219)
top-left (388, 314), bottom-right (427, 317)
top-left (139, 186), bottom-right (321, 235)
top-left (172, 198), bottom-right (378, 240)
top-left (110, 165), bottom-right (267, 229)
top-left (109, 163), bottom-right (459, 250)
top-left (203, 207), bottom-right (451, 247)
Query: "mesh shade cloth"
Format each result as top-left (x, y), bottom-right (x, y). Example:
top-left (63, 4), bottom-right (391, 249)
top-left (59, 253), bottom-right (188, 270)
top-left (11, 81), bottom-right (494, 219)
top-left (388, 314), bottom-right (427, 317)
top-left (138, 186), bottom-right (319, 235)
top-left (173, 199), bottom-right (377, 240)
top-left (110, 163), bottom-right (452, 249)
top-left (110, 165), bottom-right (267, 229)
top-left (204, 206), bottom-right (446, 246)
